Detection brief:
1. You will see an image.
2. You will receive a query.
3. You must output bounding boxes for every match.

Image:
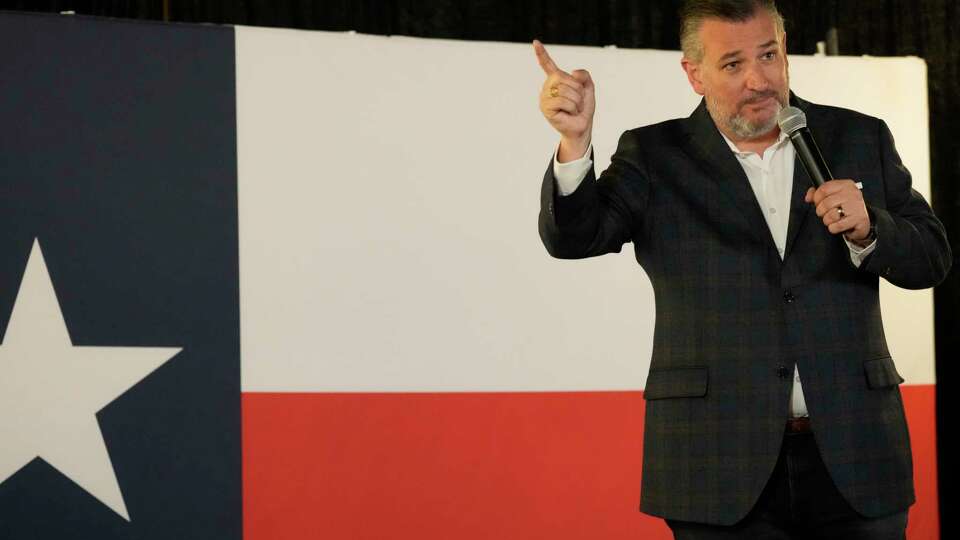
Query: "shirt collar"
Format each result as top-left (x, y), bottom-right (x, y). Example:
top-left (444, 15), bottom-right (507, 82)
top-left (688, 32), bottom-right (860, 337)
top-left (720, 129), bottom-right (790, 157)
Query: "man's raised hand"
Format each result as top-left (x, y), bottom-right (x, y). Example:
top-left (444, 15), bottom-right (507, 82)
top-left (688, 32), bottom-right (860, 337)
top-left (534, 40), bottom-right (595, 160)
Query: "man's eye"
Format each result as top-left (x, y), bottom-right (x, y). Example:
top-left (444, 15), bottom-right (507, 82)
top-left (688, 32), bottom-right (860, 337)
top-left (723, 62), bottom-right (739, 71)
top-left (762, 52), bottom-right (776, 60)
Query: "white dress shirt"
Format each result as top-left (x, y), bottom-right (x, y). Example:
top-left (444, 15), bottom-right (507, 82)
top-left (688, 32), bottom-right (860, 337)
top-left (552, 131), bottom-right (877, 418)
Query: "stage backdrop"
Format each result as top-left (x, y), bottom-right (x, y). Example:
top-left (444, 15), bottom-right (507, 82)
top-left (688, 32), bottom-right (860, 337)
top-left (0, 11), bottom-right (938, 540)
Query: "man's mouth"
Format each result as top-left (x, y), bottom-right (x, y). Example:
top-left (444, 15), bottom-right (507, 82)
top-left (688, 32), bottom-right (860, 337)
top-left (744, 95), bottom-right (775, 107)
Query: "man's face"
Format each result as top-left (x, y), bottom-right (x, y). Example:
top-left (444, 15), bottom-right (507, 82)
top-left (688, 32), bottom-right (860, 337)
top-left (682, 10), bottom-right (790, 140)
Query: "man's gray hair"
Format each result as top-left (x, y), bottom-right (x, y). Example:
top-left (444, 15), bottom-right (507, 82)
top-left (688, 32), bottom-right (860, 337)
top-left (680, 0), bottom-right (786, 63)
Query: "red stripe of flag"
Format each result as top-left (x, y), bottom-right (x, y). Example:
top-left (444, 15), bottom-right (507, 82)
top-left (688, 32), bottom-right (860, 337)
top-left (243, 387), bottom-right (936, 539)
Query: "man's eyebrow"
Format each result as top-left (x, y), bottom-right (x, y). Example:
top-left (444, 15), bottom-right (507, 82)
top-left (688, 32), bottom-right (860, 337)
top-left (718, 50), bottom-right (742, 63)
top-left (717, 40), bottom-right (779, 64)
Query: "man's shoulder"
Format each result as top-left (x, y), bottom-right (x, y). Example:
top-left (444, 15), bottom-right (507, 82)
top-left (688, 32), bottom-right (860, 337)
top-left (796, 96), bottom-right (883, 131)
top-left (619, 116), bottom-right (689, 147)
top-left (630, 116), bottom-right (688, 133)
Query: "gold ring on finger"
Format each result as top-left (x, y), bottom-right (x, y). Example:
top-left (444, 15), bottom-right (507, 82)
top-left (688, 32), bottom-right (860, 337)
top-left (837, 207), bottom-right (846, 219)
top-left (549, 86), bottom-right (559, 98)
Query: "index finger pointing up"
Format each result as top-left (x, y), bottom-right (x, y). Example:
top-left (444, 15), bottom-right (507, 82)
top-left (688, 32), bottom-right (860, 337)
top-left (533, 39), bottom-right (559, 75)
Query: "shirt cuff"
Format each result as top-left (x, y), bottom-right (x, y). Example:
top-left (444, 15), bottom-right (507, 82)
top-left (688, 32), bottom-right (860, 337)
top-left (844, 236), bottom-right (877, 268)
top-left (552, 143), bottom-right (593, 197)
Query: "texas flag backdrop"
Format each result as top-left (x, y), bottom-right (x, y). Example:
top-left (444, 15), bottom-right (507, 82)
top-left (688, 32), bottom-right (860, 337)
top-left (0, 11), bottom-right (939, 540)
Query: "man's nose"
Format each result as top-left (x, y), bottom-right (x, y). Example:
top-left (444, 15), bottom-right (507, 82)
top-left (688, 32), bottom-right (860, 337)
top-left (745, 66), bottom-right (770, 91)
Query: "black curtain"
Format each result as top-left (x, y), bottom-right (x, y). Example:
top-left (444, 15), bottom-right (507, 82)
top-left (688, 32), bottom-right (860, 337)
top-left (3, 0), bottom-right (957, 535)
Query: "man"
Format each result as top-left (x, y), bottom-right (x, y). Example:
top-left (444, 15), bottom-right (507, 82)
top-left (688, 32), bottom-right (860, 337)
top-left (533, 1), bottom-right (951, 538)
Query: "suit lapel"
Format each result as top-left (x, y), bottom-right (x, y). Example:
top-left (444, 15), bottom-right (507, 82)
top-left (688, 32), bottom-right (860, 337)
top-left (683, 99), bottom-right (777, 250)
top-left (783, 152), bottom-right (812, 260)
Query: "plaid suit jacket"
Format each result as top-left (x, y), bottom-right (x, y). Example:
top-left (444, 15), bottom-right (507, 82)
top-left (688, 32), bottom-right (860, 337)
top-left (538, 93), bottom-right (951, 525)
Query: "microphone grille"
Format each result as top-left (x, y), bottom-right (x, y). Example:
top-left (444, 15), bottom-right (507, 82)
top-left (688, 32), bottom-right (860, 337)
top-left (777, 106), bottom-right (807, 134)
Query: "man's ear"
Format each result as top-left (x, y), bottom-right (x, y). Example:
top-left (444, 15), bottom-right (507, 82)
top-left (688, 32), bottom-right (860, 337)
top-left (681, 57), bottom-right (705, 96)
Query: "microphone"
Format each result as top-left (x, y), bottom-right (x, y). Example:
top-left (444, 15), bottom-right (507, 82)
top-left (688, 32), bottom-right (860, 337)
top-left (777, 106), bottom-right (832, 187)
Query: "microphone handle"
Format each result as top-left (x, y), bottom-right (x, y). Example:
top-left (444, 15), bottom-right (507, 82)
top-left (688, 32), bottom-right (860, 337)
top-left (788, 128), bottom-right (833, 187)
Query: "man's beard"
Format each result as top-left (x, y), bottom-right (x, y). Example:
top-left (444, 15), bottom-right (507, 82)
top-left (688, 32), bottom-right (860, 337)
top-left (706, 89), bottom-right (788, 140)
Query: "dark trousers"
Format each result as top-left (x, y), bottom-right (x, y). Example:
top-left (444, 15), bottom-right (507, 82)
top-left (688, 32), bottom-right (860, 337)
top-left (665, 426), bottom-right (909, 539)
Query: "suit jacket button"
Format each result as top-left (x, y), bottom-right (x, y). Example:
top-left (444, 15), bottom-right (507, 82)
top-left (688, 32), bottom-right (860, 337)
top-left (777, 366), bottom-right (790, 378)
top-left (783, 291), bottom-right (796, 303)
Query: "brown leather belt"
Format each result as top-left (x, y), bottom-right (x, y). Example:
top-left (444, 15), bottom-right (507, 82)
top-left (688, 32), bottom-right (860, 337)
top-left (786, 416), bottom-right (812, 434)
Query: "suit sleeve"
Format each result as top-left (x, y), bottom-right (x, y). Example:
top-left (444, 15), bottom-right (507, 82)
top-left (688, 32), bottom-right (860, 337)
top-left (862, 119), bottom-right (952, 289)
top-left (538, 129), bottom-right (650, 259)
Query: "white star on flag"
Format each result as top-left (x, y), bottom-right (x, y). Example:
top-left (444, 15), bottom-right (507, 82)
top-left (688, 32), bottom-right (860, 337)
top-left (0, 239), bottom-right (181, 521)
